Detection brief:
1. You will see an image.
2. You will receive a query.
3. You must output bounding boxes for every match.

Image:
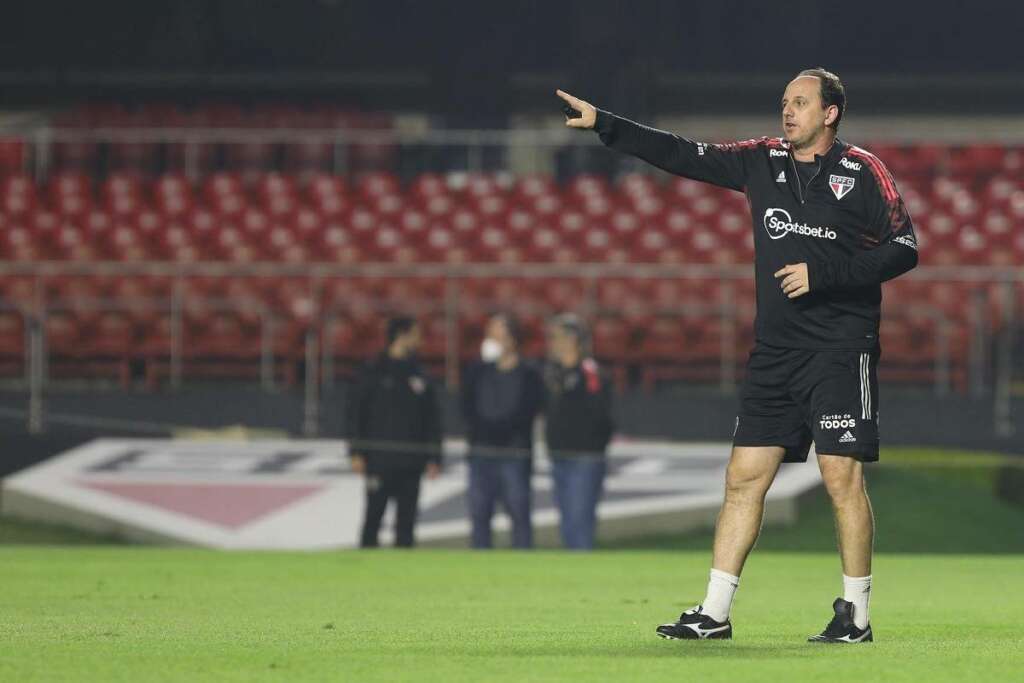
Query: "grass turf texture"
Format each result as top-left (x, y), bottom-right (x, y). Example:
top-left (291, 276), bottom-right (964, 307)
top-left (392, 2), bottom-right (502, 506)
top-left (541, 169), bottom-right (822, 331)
top-left (617, 448), bottom-right (1024, 553)
top-left (2, 549), bottom-right (1022, 682)
top-left (0, 515), bottom-right (127, 545)
top-left (3, 447), bottom-right (1024, 681)
top-left (4, 447), bottom-right (1022, 552)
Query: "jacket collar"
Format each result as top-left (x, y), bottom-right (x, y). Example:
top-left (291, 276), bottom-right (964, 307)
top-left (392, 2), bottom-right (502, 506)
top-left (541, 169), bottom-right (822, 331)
top-left (784, 137), bottom-right (849, 201)
top-left (789, 136), bottom-right (848, 169)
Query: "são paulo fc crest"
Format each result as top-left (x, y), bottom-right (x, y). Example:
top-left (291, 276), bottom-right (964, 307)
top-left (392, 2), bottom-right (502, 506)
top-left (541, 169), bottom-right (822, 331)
top-left (829, 174), bottom-right (855, 200)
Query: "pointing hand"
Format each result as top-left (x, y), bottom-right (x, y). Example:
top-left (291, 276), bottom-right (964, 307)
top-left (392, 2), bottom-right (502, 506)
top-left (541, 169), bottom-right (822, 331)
top-left (556, 89), bottom-right (597, 129)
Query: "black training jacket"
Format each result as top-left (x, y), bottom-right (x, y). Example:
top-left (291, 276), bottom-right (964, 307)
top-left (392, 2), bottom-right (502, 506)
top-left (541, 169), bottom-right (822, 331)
top-left (346, 354), bottom-right (442, 473)
top-left (543, 358), bottom-right (614, 459)
top-left (594, 109), bottom-right (919, 350)
top-left (461, 361), bottom-right (545, 458)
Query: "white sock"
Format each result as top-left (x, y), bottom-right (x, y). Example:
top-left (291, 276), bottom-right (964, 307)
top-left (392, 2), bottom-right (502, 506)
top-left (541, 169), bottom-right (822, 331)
top-left (701, 568), bottom-right (740, 623)
top-left (843, 574), bottom-right (872, 629)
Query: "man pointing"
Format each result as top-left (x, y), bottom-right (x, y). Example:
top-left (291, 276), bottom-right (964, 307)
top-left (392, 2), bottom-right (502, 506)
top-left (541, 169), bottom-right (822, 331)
top-left (558, 68), bottom-right (918, 644)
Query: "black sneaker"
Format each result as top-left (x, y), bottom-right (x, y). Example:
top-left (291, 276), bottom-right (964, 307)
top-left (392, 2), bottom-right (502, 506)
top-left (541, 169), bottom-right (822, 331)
top-left (656, 606), bottom-right (732, 640)
top-left (808, 598), bottom-right (873, 643)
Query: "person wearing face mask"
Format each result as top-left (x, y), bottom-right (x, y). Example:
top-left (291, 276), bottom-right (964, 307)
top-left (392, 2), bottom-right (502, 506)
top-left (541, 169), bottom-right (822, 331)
top-left (347, 316), bottom-right (442, 548)
top-left (543, 314), bottom-right (614, 550)
top-left (461, 313), bottom-right (545, 549)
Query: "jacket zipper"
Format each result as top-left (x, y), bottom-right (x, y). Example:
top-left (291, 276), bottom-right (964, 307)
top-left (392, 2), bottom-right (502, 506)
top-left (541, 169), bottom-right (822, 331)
top-left (790, 141), bottom-right (837, 205)
top-left (789, 153), bottom-right (822, 205)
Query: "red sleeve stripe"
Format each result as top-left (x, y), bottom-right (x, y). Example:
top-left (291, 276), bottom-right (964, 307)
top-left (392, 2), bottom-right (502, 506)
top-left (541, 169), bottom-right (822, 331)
top-left (846, 147), bottom-right (897, 201)
top-left (715, 137), bottom-right (786, 153)
top-left (846, 146), bottom-right (899, 203)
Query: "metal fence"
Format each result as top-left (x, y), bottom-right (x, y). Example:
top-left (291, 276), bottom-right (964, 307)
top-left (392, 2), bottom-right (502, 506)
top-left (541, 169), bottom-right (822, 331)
top-left (5, 120), bottom-right (1024, 182)
top-left (2, 125), bottom-right (610, 181)
top-left (0, 261), bottom-right (1018, 438)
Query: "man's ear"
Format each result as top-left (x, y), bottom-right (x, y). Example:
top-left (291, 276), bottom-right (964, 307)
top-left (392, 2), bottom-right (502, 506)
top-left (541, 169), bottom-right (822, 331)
top-left (824, 104), bottom-right (838, 128)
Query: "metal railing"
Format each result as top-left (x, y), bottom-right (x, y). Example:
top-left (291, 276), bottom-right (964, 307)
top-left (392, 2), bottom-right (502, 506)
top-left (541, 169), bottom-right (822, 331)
top-left (0, 261), bottom-right (1019, 438)
top-left (3, 121), bottom-right (1022, 181)
top-left (1, 125), bottom-right (610, 180)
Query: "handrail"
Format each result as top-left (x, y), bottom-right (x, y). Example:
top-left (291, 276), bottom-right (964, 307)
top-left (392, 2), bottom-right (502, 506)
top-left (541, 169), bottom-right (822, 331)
top-left (0, 261), bottom-right (1020, 283)
top-left (7, 123), bottom-right (1024, 146)
top-left (2, 262), bottom-right (1018, 436)
top-left (4, 126), bottom-right (586, 147)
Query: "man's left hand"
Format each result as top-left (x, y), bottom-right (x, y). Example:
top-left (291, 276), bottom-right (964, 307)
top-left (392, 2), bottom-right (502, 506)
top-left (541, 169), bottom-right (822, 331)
top-left (774, 263), bottom-right (810, 299)
top-left (425, 462), bottom-right (441, 479)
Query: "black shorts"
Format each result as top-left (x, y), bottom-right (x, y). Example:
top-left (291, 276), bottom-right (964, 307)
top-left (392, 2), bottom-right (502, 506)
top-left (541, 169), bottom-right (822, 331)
top-left (732, 343), bottom-right (880, 463)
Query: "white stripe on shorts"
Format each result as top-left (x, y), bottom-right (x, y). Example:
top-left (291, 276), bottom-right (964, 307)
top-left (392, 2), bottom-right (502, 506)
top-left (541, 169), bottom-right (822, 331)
top-left (860, 352), bottom-right (871, 419)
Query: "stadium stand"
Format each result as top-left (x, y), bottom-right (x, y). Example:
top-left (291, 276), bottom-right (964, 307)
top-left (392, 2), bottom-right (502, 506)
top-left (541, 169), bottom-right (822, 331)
top-left (2, 109), bottom-right (1022, 390)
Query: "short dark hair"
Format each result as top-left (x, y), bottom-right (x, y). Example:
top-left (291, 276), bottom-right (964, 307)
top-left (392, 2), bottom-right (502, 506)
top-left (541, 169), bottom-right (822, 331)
top-left (549, 312), bottom-right (591, 356)
top-left (386, 316), bottom-right (417, 345)
top-left (796, 67), bottom-right (846, 130)
top-left (490, 312), bottom-right (522, 349)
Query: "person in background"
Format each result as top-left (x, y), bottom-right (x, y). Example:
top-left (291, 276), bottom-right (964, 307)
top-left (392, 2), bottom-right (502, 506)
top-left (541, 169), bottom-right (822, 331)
top-left (544, 314), bottom-right (614, 550)
top-left (461, 313), bottom-right (545, 549)
top-left (347, 316), bottom-right (442, 548)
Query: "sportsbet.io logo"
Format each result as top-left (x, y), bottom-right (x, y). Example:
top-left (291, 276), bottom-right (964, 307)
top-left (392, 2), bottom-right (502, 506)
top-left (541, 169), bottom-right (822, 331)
top-left (763, 207), bottom-right (838, 241)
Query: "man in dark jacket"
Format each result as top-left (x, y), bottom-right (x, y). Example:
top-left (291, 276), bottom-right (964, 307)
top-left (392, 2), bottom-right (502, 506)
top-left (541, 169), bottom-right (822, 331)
top-left (462, 313), bottom-right (544, 549)
top-left (347, 316), bottom-right (442, 548)
top-left (544, 314), bottom-right (614, 550)
top-left (558, 68), bottom-right (918, 643)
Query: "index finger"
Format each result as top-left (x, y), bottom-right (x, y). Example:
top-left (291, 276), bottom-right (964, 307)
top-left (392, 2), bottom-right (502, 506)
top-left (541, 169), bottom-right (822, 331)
top-left (556, 89), bottom-right (578, 107)
top-left (773, 266), bottom-right (792, 278)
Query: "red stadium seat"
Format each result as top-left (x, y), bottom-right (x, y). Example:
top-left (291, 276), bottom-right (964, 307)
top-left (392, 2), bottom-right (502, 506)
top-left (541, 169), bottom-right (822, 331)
top-left (0, 309), bottom-right (26, 377)
top-left (947, 145), bottom-right (1008, 177)
top-left (956, 226), bottom-right (990, 265)
top-left (579, 195), bottom-right (612, 218)
top-left (513, 174), bottom-right (556, 199)
top-left (1, 173), bottom-right (37, 215)
top-left (355, 172), bottom-right (400, 200)
top-left (202, 172), bottom-right (244, 204)
top-left (473, 194), bottom-right (506, 218)
top-left (306, 173), bottom-right (348, 199)
top-left (44, 311), bottom-right (82, 358)
top-left (0, 148), bottom-right (1019, 389)
top-left (0, 138), bottom-right (26, 174)
top-left (567, 174), bottom-right (610, 200)
top-left (52, 140), bottom-right (99, 173)
top-left (49, 172), bottom-right (92, 202)
top-left (255, 172), bottom-right (296, 201)
top-left (410, 173), bottom-right (446, 201)
top-left (632, 194), bottom-right (665, 218)
top-left (532, 193), bottom-right (564, 217)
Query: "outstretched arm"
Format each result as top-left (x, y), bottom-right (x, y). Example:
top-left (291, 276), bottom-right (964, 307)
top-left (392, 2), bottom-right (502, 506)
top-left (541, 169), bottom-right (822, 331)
top-left (556, 89), bottom-right (748, 191)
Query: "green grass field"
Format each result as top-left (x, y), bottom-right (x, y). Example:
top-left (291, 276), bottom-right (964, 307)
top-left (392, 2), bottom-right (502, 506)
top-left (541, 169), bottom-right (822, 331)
top-left (622, 448), bottom-right (1024, 553)
top-left (2, 447), bottom-right (1023, 681)
top-left (2, 549), bottom-right (1022, 682)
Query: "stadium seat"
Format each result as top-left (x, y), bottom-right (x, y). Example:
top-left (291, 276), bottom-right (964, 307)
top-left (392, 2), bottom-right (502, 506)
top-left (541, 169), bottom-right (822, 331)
top-left (0, 309), bottom-right (26, 377)
top-left (1, 141), bottom-right (1020, 390)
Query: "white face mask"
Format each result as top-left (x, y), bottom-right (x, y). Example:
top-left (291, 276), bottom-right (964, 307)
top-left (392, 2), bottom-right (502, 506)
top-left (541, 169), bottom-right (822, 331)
top-left (480, 337), bottom-right (503, 363)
